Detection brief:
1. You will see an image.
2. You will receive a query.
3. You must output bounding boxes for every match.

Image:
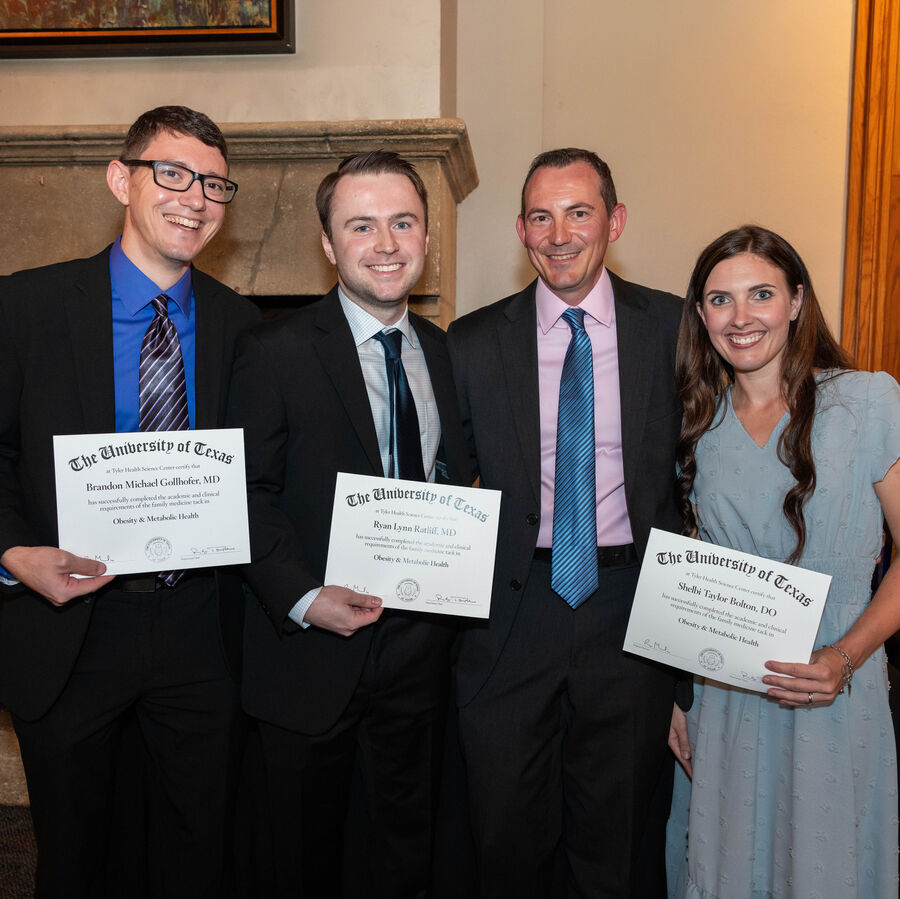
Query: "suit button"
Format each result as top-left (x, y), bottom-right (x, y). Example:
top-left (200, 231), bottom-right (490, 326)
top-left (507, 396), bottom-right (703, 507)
top-left (526, 513), bottom-right (538, 526)
top-left (510, 579), bottom-right (522, 591)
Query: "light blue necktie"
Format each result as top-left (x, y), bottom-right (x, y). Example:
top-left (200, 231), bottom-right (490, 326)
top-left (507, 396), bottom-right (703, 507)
top-left (551, 307), bottom-right (599, 608)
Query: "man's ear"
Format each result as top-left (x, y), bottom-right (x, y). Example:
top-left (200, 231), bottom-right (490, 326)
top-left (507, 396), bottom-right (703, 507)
top-left (607, 203), bottom-right (627, 244)
top-left (106, 160), bottom-right (131, 208)
top-left (515, 214), bottom-right (527, 247)
top-left (321, 231), bottom-right (336, 265)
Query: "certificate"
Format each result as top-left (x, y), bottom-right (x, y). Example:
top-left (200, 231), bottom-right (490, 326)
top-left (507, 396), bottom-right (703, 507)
top-left (623, 528), bottom-right (831, 692)
top-left (324, 472), bottom-right (501, 618)
top-left (53, 429), bottom-right (251, 574)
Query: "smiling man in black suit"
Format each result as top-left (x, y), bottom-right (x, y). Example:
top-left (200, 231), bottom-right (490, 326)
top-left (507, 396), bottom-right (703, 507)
top-left (0, 106), bottom-right (258, 898)
top-left (448, 148), bottom-right (684, 898)
top-left (230, 151), bottom-right (471, 899)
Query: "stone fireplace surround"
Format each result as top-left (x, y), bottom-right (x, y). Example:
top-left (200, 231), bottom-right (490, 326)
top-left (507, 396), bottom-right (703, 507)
top-left (0, 118), bottom-right (478, 327)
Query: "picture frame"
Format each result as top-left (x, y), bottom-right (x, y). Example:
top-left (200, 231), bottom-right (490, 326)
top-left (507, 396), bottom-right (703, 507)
top-left (0, 0), bottom-right (294, 58)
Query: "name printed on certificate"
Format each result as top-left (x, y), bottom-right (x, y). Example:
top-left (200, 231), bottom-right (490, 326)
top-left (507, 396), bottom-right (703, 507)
top-left (623, 529), bottom-right (831, 692)
top-left (324, 472), bottom-right (501, 618)
top-left (53, 429), bottom-right (251, 575)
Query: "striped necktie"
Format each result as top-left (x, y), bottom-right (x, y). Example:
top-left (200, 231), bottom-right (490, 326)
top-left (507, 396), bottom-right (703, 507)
top-left (551, 307), bottom-right (599, 608)
top-left (373, 329), bottom-right (426, 482)
top-left (139, 293), bottom-right (188, 587)
top-left (139, 294), bottom-right (189, 432)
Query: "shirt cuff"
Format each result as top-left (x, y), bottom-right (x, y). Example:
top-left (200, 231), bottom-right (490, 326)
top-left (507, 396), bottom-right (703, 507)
top-left (0, 565), bottom-right (17, 586)
top-left (288, 587), bottom-right (320, 630)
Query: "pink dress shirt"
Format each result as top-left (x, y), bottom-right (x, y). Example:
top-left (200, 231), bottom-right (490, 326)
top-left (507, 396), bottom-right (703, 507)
top-left (535, 268), bottom-right (633, 548)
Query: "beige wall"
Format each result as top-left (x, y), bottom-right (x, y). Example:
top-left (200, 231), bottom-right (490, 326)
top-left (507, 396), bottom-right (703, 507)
top-left (1, 0), bottom-right (855, 328)
top-left (0, 0), bottom-right (443, 125)
top-left (456, 0), bottom-right (855, 330)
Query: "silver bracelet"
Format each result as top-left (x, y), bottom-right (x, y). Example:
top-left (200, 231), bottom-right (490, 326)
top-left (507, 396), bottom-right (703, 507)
top-left (825, 643), bottom-right (854, 695)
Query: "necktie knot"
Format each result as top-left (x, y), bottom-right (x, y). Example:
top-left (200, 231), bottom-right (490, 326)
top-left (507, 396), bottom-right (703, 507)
top-left (561, 307), bottom-right (586, 332)
top-left (374, 328), bottom-right (403, 360)
top-left (152, 294), bottom-right (171, 318)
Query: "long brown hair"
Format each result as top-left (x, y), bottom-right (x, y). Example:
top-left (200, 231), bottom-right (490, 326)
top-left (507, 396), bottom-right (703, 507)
top-left (676, 225), bottom-right (854, 563)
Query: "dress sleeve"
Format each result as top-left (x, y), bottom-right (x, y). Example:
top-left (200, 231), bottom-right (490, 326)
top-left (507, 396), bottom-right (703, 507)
top-left (865, 370), bottom-right (900, 483)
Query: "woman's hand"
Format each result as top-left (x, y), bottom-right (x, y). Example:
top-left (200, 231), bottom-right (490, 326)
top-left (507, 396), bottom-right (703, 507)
top-left (669, 703), bottom-right (693, 778)
top-left (762, 646), bottom-right (845, 706)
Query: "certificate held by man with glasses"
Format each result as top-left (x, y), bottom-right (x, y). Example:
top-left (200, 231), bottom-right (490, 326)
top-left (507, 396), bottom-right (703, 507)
top-left (53, 428), bottom-right (250, 574)
top-left (623, 528), bottom-right (831, 693)
top-left (324, 471), bottom-right (501, 618)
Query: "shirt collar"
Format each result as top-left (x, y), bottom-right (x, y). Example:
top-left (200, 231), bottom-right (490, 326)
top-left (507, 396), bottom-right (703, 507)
top-left (535, 266), bottom-right (614, 334)
top-left (337, 287), bottom-right (417, 349)
top-left (109, 236), bottom-right (193, 318)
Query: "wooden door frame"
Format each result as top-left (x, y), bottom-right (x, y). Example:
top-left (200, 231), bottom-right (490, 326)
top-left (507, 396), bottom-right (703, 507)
top-left (841, 0), bottom-right (899, 368)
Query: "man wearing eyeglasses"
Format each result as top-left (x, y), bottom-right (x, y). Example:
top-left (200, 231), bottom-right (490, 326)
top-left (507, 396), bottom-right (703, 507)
top-left (0, 106), bottom-right (257, 898)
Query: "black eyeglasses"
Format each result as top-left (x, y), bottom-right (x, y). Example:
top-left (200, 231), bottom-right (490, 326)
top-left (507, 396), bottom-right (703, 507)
top-left (122, 159), bottom-right (238, 204)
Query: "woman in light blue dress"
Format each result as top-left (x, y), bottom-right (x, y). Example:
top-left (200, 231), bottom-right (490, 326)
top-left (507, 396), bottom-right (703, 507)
top-left (666, 226), bottom-right (900, 898)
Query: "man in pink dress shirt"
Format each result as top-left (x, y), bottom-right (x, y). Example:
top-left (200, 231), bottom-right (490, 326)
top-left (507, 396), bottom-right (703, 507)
top-left (447, 148), bottom-right (685, 898)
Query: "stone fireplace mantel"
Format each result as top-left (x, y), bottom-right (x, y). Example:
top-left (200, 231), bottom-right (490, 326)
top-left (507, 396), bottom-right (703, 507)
top-left (0, 118), bottom-right (478, 325)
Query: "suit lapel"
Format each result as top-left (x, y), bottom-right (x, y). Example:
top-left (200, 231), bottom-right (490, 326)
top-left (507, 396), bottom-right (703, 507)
top-left (411, 314), bottom-right (452, 427)
top-left (312, 291), bottom-right (384, 476)
top-left (499, 284), bottom-right (542, 506)
top-left (192, 268), bottom-right (225, 430)
top-left (64, 250), bottom-right (116, 434)
top-left (611, 272), bottom-right (655, 501)
top-left (411, 313), bottom-right (463, 484)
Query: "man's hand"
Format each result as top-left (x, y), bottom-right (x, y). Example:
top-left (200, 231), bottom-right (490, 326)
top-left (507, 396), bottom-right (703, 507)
top-left (0, 546), bottom-right (114, 606)
top-left (304, 585), bottom-right (383, 637)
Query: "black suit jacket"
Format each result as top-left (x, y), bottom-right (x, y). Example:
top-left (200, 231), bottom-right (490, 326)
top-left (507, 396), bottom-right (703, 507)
top-left (447, 273), bottom-right (684, 706)
top-left (230, 288), bottom-right (472, 735)
top-left (0, 247), bottom-right (259, 721)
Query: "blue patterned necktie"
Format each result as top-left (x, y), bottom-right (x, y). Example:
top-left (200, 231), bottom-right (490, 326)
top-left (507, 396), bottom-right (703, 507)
top-left (373, 329), bottom-right (426, 482)
top-left (139, 294), bottom-right (189, 433)
top-left (551, 307), bottom-right (599, 608)
top-left (139, 293), bottom-right (188, 586)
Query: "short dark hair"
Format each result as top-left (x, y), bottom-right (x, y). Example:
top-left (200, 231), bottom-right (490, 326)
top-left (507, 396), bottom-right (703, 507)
top-left (520, 148), bottom-right (617, 216)
top-left (316, 150), bottom-right (429, 239)
top-left (119, 106), bottom-right (229, 165)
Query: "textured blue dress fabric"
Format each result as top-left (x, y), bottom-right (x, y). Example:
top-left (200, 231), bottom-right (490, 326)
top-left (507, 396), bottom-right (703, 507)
top-left (666, 370), bottom-right (900, 899)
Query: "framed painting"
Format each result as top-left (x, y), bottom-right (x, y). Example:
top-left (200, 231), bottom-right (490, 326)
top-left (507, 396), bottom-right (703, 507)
top-left (0, 0), bottom-right (294, 57)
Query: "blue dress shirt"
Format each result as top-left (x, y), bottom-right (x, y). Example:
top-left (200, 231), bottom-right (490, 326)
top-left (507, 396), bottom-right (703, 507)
top-left (110, 236), bottom-right (197, 431)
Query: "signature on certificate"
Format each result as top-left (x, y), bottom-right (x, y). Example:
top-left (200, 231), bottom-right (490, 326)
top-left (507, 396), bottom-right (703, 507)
top-left (639, 638), bottom-right (670, 655)
top-left (434, 594), bottom-right (475, 605)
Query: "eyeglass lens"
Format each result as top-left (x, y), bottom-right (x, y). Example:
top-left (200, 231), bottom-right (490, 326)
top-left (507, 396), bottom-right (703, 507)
top-left (153, 162), bottom-right (236, 203)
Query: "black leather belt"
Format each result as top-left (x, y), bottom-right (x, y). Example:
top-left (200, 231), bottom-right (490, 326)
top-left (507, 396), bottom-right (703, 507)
top-left (533, 543), bottom-right (637, 567)
top-left (116, 571), bottom-right (204, 593)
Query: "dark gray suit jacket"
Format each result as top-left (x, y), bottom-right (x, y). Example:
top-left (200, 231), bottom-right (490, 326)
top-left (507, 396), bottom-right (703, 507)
top-left (447, 273), bottom-right (684, 706)
top-left (0, 247), bottom-right (259, 720)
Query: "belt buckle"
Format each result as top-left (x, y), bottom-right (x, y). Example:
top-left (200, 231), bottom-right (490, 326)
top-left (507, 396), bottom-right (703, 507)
top-left (118, 575), bottom-right (158, 593)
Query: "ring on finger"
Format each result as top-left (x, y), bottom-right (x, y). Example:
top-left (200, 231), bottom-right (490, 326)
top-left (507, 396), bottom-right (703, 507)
top-left (807, 692), bottom-right (814, 705)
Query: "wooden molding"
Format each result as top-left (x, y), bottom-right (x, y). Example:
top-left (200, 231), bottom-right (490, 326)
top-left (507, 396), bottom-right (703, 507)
top-left (841, 0), bottom-right (900, 369)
